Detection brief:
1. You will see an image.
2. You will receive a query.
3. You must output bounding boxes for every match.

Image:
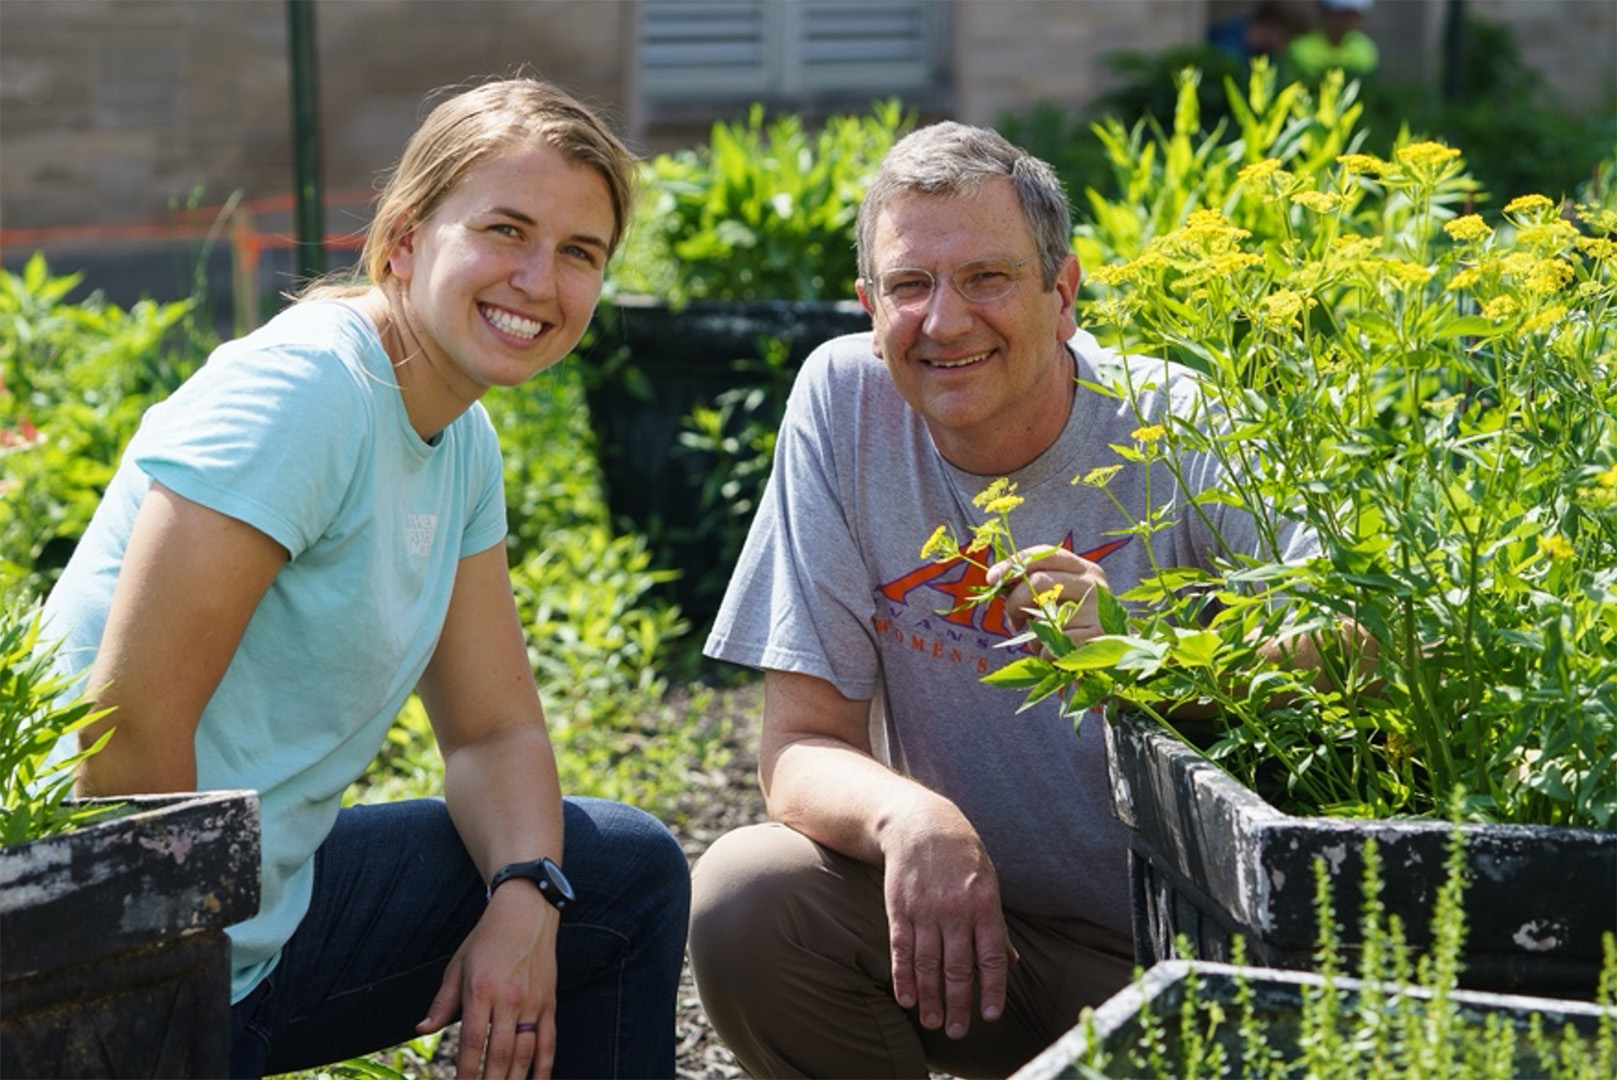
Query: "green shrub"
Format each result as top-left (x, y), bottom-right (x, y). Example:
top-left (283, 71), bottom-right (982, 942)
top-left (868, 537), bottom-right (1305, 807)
top-left (0, 254), bottom-right (208, 602)
top-left (611, 99), bottom-right (914, 304)
top-left (0, 597), bottom-right (114, 843)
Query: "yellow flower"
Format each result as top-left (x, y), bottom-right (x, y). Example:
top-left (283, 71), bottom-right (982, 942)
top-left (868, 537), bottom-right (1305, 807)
top-left (920, 525), bottom-right (954, 561)
top-left (1481, 296), bottom-right (1519, 320)
top-left (1132, 424), bottom-right (1166, 444)
top-left (1078, 465), bottom-right (1123, 488)
top-left (1380, 259), bottom-right (1434, 289)
top-left (1517, 221), bottom-right (1579, 250)
top-left (1336, 153), bottom-right (1387, 175)
top-left (1576, 205), bottom-right (1617, 235)
top-left (1443, 215), bottom-right (1491, 243)
top-left (1523, 258), bottom-right (1575, 294)
top-left (1503, 193), bottom-right (1556, 216)
top-left (1541, 534), bottom-right (1574, 560)
top-left (1597, 465), bottom-right (1617, 489)
top-left (1576, 236), bottom-right (1617, 261)
top-left (1292, 190), bottom-right (1346, 214)
top-left (981, 494), bottom-right (1024, 516)
top-left (1086, 263), bottom-right (1133, 287)
top-left (1395, 142), bottom-right (1461, 169)
top-left (1033, 582), bottom-right (1065, 607)
top-left (1238, 158), bottom-right (1283, 184)
top-left (1519, 304), bottom-right (1567, 335)
top-left (972, 478), bottom-right (1015, 510)
top-left (1445, 266), bottom-right (1485, 292)
top-left (1258, 289), bottom-right (1314, 326)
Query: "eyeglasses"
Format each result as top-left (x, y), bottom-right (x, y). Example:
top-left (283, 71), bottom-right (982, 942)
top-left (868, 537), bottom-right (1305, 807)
top-left (868, 255), bottom-right (1036, 311)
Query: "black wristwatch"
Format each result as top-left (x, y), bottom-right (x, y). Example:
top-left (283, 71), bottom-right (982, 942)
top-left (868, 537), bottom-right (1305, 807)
top-left (487, 856), bottom-right (574, 912)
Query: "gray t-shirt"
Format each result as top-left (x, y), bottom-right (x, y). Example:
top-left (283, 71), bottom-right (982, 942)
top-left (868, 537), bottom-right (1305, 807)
top-left (704, 328), bottom-right (1315, 934)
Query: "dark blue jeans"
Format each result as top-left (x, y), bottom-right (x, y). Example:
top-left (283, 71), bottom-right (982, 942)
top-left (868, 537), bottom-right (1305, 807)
top-left (229, 796), bottom-right (690, 1078)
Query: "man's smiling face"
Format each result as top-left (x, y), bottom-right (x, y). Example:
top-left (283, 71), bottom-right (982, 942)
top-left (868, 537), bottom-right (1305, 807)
top-left (857, 176), bottom-right (1081, 475)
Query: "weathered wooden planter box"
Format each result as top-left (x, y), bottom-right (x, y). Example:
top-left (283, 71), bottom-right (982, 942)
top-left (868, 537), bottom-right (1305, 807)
top-left (1, 789), bottom-right (261, 1078)
top-left (1012, 959), bottom-right (1616, 1080)
top-left (1106, 711), bottom-right (1617, 1001)
top-left (582, 295), bottom-right (869, 621)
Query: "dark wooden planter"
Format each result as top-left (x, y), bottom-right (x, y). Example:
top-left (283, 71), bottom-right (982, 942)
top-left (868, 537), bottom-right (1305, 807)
top-left (1106, 711), bottom-right (1617, 1001)
top-left (1013, 959), bottom-right (1616, 1079)
top-left (1, 789), bottom-right (261, 1078)
top-left (581, 294), bottom-right (869, 623)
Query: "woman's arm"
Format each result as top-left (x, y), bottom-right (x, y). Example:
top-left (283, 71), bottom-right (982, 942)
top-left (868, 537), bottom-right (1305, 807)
top-left (78, 482), bottom-right (288, 795)
top-left (413, 543), bottom-right (566, 1079)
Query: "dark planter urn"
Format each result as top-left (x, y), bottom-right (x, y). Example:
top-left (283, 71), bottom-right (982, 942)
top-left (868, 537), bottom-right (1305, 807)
top-left (1, 789), bottom-right (261, 1078)
top-left (581, 294), bottom-right (870, 623)
top-left (1013, 959), bottom-right (1616, 1080)
top-left (1106, 711), bottom-right (1617, 1001)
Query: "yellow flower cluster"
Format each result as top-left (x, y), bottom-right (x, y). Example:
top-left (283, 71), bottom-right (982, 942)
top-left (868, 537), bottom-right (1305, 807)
top-left (1502, 193), bottom-right (1556, 216)
top-left (1238, 158), bottom-right (1284, 184)
top-left (972, 477), bottom-right (1023, 517)
top-left (1379, 259), bottom-right (1435, 289)
top-left (1443, 215), bottom-right (1492, 243)
top-left (1257, 289), bottom-right (1316, 328)
top-left (1335, 153), bottom-right (1387, 175)
top-left (1395, 142), bottom-right (1462, 170)
top-left (1292, 190), bottom-right (1347, 214)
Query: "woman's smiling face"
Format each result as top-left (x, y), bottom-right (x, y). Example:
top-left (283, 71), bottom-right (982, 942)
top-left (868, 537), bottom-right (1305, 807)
top-left (387, 138), bottom-right (616, 411)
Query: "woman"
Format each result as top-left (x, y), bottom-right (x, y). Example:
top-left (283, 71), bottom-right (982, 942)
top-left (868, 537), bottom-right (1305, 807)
top-left (42, 77), bottom-right (689, 1079)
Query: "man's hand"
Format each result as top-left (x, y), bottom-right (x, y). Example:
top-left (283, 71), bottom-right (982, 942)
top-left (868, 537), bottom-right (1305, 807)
top-left (880, 804), bottom-right (1017, 1040)
top-left (418, 884), bottom-right (560, 1078)
top-left (988, 545), bottom-right (1110, 647)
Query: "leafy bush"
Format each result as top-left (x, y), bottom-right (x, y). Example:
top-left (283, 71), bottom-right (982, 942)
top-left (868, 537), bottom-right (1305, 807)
top-left (0, 598), bottom-right (113, 843)
top-left (611, 99), bottom-right (914, 304)
top-left (931, 68), bottom-right (1616, 828)
top-left (0, 254), bottom-right (206, 602)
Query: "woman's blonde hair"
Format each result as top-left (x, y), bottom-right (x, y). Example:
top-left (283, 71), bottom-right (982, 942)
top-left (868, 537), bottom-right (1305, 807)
top-left (304, 76), bottom-right (637, 298)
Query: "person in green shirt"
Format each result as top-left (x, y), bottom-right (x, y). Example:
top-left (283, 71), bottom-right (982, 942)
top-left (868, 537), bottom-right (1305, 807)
top-left (1288, 0), bottom-right (1380, 77)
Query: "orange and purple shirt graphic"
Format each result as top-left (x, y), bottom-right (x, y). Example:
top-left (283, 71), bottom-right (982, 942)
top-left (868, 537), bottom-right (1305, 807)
top-left (871, 535), bottom-right (1131, 674)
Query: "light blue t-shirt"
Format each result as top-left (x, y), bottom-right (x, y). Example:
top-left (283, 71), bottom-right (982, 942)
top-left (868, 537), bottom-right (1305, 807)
top-left (42, 299), bottom-right (507, 1000)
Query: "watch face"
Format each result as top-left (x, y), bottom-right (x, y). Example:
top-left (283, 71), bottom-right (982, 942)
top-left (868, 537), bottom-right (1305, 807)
top-left (542, 858), bottom-right (576, 902)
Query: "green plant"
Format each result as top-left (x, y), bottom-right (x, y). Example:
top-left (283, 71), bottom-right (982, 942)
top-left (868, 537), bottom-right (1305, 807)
top-left (672, 334), bottom-right (792, 617)
top-left (0, 253), bottom-right (209, 602)
top-left (1073, 829), bottom-right (1617, 1079)
top-left (927, 69), bottom-right (1616, 828)
top-left (611, 99), bottom-right (914, 304)
top-left (0, 597), bottom-right (113, 844)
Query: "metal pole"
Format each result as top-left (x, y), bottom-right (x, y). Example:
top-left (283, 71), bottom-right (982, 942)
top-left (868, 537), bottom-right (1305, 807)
top-left (287, 0), bottom-right (325, 281)
top-left (1442, 0), bottom-right (1467, 105)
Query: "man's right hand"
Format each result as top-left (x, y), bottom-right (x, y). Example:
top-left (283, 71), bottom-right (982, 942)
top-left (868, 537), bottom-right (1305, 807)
top-left (880, 804), bottom-right (1017, 1040)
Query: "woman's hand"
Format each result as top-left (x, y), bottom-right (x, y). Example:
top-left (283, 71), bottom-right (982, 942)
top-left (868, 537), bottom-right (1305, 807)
top-left (418, 882), bottom-right (561, 1078)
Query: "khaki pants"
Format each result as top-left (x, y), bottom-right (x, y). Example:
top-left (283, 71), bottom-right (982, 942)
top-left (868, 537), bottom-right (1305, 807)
top-left (689, 823), bottom-right (1134, 1079)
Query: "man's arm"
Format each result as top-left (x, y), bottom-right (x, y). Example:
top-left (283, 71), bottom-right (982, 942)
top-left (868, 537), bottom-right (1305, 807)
top-left (414, 544), bottom-right (566, 1080)
top-left (759, 668), bottom-right (1015, 1041)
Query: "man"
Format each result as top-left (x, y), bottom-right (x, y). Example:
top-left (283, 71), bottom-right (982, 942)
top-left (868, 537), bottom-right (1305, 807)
top-left (688, 122), bottom-right (1317, 1078)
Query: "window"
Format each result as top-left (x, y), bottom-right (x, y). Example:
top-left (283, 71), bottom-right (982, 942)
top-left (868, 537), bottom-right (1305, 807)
top-left (639, 0), bottom-right (949, 103)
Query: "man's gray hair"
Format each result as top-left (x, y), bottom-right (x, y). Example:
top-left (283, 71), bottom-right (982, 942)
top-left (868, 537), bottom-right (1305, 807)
top-left (855, 122), bottom-right (1072, 290)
